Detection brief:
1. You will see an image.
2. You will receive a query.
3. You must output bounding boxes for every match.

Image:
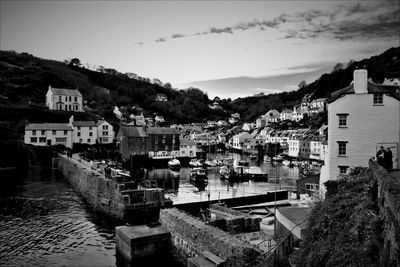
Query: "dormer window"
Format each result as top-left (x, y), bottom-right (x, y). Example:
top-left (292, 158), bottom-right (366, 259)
top-left (373, 93), bottom-right (383, 105)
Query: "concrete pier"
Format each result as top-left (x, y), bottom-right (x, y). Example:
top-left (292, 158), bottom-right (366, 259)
top-left (115, 225), bottom-right (171, 263)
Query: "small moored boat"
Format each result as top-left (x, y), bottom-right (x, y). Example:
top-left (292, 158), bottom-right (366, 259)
top-left (168, 158), bottom-right (181, 171)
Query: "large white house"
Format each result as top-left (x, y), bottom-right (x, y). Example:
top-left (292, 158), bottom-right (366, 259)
top-left (46, 85), bottom-right (83, 112)
top-left (24, 123), bottom-right (73, 148)
top-left (96, 121), bottom-right (114, 144)
top-left (71, 121), bottom-right (97, 144)
top-left (320, 69), bottom-right (400, 198)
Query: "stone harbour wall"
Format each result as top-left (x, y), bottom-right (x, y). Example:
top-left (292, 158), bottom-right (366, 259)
top-left (160, 208), bottom-right (264, 267)
top-left (58, 155), bottom-right (125, 220)
top-left (369, 160), bottom-right (400, 266)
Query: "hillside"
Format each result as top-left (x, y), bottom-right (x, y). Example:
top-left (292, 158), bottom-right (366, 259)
top-left (0, 46), bottom-right (399, 135)
top-left (230, 46), bottom-right (400, 121)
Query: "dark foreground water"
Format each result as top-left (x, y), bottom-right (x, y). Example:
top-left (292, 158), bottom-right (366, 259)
top-left (0, 167), bottom-right (116, 267)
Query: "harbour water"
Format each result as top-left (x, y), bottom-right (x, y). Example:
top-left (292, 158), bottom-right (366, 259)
top-left (0, 153), bottom-right (311, 266)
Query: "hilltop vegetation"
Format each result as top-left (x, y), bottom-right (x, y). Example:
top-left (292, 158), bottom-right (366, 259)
top-left (0, 46), bottom-right (399, 135)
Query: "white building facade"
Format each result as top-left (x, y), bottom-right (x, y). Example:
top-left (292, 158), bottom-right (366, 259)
top-left (24, 123), bottom-right (73, 148)
top-left (46, 85), bottom-right (83, 112)
top-left (320, 69), bottom-right (400, 198)
top-left (97, 121), bottom-right (114, 144)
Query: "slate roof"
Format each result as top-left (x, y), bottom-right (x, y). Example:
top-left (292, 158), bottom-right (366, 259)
top-left (328, 82), bottom-right (400, 103)
top-left (118, 126), bottom-right (148, 138)
top-left (72, 121), bottom-right (96, 127)
top-left (147, 127), bottom-right (179, 135)
top-left (25, 123), bottom-right (73, 131)
top-left (96, 120), bottom-right (111, 126)
top-left (50, 87), bottom-right (82, 97)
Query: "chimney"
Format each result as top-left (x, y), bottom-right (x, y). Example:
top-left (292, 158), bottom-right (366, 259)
top-left (353, 69), bottom-right (368, 94)
top-left (69, 115), bottom-right (74, 126)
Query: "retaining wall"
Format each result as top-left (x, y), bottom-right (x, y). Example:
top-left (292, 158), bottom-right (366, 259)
top-left (58, 155), bottom-right (125, 219)
top-left (369, 160), bottom-right (400, 265)
top-left (160, 208), bottom-right (264, 267)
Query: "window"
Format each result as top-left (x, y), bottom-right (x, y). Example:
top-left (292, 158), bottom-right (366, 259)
top-left (75, 97), bottom-right (77, 102)
top-left (30, 137), bottom-right (37, 143)
top-left (79, 139), bottom-right (82, 143)
top-left (87, 139), bottom-right (90, 143)
top-left (69, 96), bottom-right (71, 101)
top-left (32, 130), bottom-right (36, 136)
top-left (89, 132), bottom-right (92, 137)
top-left (77, 126), bottom-right (81, 130)
top-left (39, 137), bottom-right (46, 142)
top-left (52, 130), bottom-right (56, 135)
top-left (373, 93), bottom-right (383, 105)
top-left (64, 130), bottom-right (67, 135)
top-left (338, 166), bottom-right (349, 174)
top-left (41, 130), bottom-right (45, 135)
top-left (89, 127), bottom-right (92, 130)
top-left (103, 125), bottom-right (108, 130)
top-left (77, 132), bottom-right (81, 137)
top-left (59, 96), bottom-right (62, 101)
top-left (102, 137), bottom-right (108, 142)
top-left (338, 141), bottom-right (347, 156)
top-left (305, 183), bottom-right (319, 191)
top-left (102, 131), bottom-right (108, 136)
top-left (55, 137), bottom-right (66, 143)
top-left (337, 114), bottom-right (348, 127)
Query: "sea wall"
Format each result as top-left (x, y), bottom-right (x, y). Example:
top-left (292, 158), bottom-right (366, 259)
top-left (58, 155), bottom-right (125, 219)
top-left (369, 160), bottom-right (400, 265)
top-left (159, 208), bottom-right (264, 267)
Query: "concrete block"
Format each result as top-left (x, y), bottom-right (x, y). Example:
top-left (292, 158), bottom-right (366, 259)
top-left (188, 255), bottom-right (216, 267)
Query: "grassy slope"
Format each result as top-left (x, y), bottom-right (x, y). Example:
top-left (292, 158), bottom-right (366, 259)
top-left (296, 168), bottom-right (383, 266)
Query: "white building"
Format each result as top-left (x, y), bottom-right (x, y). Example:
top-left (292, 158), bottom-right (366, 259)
top-left (288, 129), bottom-right (310, 158)
top-left (280, 109), bottom-right (293, 121)
top-left (96, 121), bottom-right (114, 144)
top-left (71, 120), bottom-right (97, 144)
top-left (320, 69), bottom-right (400, 198)
top-left (292, 106), bottom-right (305, 122)
top-left (242, 123), bottom-right (255, 131)
top-left (46, 85), bottom-right (83, 112)
top-left (24, 123), bottom-right (73, 148)
top-left (265, 110), bottom-right (280, 123)
top-left (232, 132), bottom-right (252, 150)
top-left (179, 139), bottom-right (197, 158)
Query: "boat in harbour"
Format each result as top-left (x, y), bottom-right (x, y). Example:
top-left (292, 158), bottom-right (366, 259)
top-left (263, 155), bottom-right (272, 162)
top-left (190, 167), bottom-right (208, 183)
top-left (249, 153), bottom-right (258, 160)
top-left (168, 158), bottom-right (181, 171)
top-left (282, 160), bottom-right (292, 167)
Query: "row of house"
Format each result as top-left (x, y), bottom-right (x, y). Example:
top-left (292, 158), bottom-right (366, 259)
top-left (24, 116), bottom-right (114, 148)
top-left (116, 125), bottom-right (198, 160)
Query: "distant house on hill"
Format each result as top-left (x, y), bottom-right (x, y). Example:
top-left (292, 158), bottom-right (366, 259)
top-left (280, 109), bottom-right (293, 121)
top-left (156, 93), bottom-right (168, 101)
top-left (265, 110), bottom-right (280, 123)
top-left (46, 85), bottom-right (83, 112)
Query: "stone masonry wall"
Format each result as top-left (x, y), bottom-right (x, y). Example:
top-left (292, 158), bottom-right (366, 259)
top-left (369, 160), bottom-right (400, 265)
top-left (58, 155), bottom-right (125, 220)
top-left (160, 208), bottom-right (264, 267)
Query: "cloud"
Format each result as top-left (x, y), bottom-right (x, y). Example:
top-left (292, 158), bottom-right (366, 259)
top-left (149, 1), bottom-right (398, 43)
top-left (155, 37), bottom-right (166, 43)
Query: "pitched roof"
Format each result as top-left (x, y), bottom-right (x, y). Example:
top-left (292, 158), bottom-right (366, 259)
top-left (25, 123), bottom-right (73, 131)
top-left (72, 121), bottom-right (96, 127)
top-left (96, 120), bottom-right (111, 126)
top-left (147, 127), bottom-right (179, 135)
top-left (50, 87), bottom-right (82, 97)
top-left (328, 82), bottom-right (400, 103)
top-left (118, 126), bottom-right (148, 137)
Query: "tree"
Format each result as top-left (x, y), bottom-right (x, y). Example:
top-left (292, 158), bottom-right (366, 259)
top-left (331, 63), bottom-right (344, 73)
top-left (68, 58), bottom-right (81, 67)
top-left (164, 82), bottom-right (172, 89)
top-left (298, 80), bottom-right (307, 89)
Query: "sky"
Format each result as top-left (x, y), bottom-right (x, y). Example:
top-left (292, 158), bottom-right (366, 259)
top-left (1, 0), bottom-right (399, 99)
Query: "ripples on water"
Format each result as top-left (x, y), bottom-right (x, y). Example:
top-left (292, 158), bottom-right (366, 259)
top-left (0, 167), bottom-right (116, 267)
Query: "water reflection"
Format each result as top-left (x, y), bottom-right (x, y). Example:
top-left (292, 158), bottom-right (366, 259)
top-left (147, 153), bottom-right (318, 205)
top-left (0, 167), bottom-right (116, 267)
